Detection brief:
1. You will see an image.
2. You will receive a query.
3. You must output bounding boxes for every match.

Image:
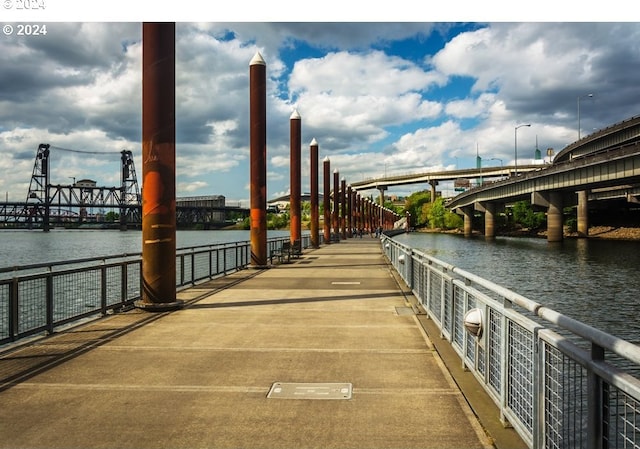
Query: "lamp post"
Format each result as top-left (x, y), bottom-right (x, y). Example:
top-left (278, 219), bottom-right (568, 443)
top-left (514, 124), bottom-right (530, 176)
top-left (577, 93), bottom-right (593, 140)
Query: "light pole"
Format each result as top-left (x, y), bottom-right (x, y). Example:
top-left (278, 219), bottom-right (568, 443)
top-left (514, 124), bottom-right (530, 177)
top-left (490, 158), bottom-right (503, 167)
top-left (577, 93), bottom-right (593, 140)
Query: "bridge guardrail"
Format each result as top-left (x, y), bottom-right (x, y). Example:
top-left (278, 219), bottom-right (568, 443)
top-left (382, 235), bottom-right (640, 449)
top-left (0, 235), bottom-right (310, 346)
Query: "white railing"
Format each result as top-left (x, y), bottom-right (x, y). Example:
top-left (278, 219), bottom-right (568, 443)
top-left (382, 236), bottom-right (640, 449)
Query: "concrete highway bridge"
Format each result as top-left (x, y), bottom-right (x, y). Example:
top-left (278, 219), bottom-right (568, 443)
top-left (446, 115), bottom-right (640, 241)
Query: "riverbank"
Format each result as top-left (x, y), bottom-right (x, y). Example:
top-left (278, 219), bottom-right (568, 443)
top-left (417, 225), bottom-right (640, 240)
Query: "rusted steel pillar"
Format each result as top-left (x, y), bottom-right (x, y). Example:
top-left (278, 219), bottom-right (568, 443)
top-left (137, 22), bottom-right (182, 311)
top-left (310, 138), bottom-right (319, 248)
top-left (333, 169), bottom-right (340, 241)
top-left (340, 178), bottom-right (347, 239)
top-left (346, 185), bottom-right (353, 237)
top-left (250, 52), bottom-right (268, 267)
top-left (323, 157), bottom-right (331, 244)
top-left (289, 109), bottom-right (302, 245)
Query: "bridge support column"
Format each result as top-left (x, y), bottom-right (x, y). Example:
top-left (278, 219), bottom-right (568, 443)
top-left (547, 192), bottom-right (564, 242)
top-left (429, 181), bottom-right (438, 203)
top-left (577, 190), bottom-right (589, 237)
top-left (479, 202), bottom-right (496, 239)
top-left (462, 206), bottom-right (473, 238)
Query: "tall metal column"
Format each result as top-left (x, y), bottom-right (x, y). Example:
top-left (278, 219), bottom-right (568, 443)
top-left (346, 185), bottom-right (353, 237)
top-left (249, 52), bottom-right (268, 267)
top-left (289, 109), bottom-right (302, 245)
top-left (323, 156), bottom-right (331, 244)
top-left (138, 22), bottom-right (182, 311)
top-left (333, 169), bottom-right (340, 241)
top-left (310, 138), bottom-right (319, 248)
top-left (340, 177), bottom-right (347, 239)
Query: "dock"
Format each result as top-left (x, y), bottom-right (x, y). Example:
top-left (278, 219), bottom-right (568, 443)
top-left (0, 238), bottom-right (523, 448)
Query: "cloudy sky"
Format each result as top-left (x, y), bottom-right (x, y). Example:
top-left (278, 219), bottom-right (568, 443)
top-left (1, 6), bottom-right (639, 206)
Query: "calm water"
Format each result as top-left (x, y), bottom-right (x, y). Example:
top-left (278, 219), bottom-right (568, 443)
top-left (393, 232), bottom-right (640, 342)
top-left (0, 229), bottom-right (289, 267)
top-left (2, 229), bottom-right (638, 342)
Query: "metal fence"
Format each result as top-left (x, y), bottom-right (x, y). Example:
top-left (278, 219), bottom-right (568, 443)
top-left (0, 235), bottom-right (309, 346)
top-left (382, 236), bottom-right (640, 449)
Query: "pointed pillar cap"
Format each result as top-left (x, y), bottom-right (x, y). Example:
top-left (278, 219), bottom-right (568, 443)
top-left (290, 109), bottom-right (301, 120)
top-left (250, 52), bottom-right (266, 66)
top-left (311, 138), bottom-right (318, 146)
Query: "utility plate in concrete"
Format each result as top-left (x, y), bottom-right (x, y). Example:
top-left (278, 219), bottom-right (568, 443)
top-left (395, 306), bottom-right (414, 316)
top-left (267, 382), bottom-right (352, 400)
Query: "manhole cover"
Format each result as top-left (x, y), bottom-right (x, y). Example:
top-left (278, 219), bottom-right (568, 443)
top-left (267, 382), bottom-right (352, 400)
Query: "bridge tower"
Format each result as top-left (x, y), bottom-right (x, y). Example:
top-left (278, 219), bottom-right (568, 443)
top-left (25, 144), bottom-right (51, 230)
top-left (120, 150), bottom-right (141, 229)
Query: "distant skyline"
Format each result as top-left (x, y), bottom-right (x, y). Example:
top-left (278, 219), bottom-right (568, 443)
top-left (1, 7), bottom-right (638, 206)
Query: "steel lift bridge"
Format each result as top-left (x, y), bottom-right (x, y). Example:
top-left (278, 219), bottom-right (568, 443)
top-left (16, 143), bottom-right (141, 231)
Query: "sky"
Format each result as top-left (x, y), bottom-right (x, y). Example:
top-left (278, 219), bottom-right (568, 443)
top-left (1, 3), bottom-right (639, 206)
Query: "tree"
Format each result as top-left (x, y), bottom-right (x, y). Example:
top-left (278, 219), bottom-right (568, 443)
top-left (404, 190), bottom-right (431, 227)
top-left (512, 201), bottom-right (546, 230)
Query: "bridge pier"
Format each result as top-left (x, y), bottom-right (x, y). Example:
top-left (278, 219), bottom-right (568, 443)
top-left (547, 192), bottom-right (564, 242)
top-left (477, 201), bottom-right (497, 239)
top-left (429, 180), bottom-right (438, 203)
top-left (462, 205), bottom-right (474, 238)
top-left (577, 190), bottom-right (589, 237)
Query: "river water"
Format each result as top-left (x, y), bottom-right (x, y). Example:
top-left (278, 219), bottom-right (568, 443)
top-left (2, 229), bottom-right (638, 342)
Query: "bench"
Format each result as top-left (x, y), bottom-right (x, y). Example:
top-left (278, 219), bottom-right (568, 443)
top-left (270, 241), bottom-right (292, 264)
top-left (291, 240), bottom-right (303, 258)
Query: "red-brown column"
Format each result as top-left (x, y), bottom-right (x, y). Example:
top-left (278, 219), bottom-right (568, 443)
top-left (333, 169), bottom-right (340, 241)
top-left (323, 157), bottom-right (331, 244)
top-left (340, 178), bottom-right (346, 239)
top-left (138, 22), bottom-right (181, 311)
top-left (346, 184), bottom-right (353, 238)
top-left (289, 109), bottom-right (302, 245)
top-left (310, 138), bottom-right (319, 248)
top-left (250, 52), bottom-right (268, 267)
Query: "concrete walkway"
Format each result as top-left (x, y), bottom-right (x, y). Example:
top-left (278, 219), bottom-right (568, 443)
top-left (1, 237), bottom-right (499, 449)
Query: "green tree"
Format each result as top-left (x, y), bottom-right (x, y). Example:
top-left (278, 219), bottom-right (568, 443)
top-left (404, 190), bottom-right (431, 227)
top-left (512, 201), bottom-right (546, 229)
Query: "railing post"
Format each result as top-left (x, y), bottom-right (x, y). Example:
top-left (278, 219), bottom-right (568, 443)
top-left (588, 343), bottom-right (605, 449)
top-left (100, 264), bottom-right (107, 314)
top-left (46, 273), bottom-right (54, 335)
top-left (10, 278), bottom-right (18, 340)
top-left (121, 263), bottom-right (128, 304)
top-left (190, 251), bottom-right (195, 285)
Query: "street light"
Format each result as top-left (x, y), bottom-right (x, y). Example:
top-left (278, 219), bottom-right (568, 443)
top-left (577, 93), bottom-right (593, 140)
top-left (514, 124), bottom-right (530, 176)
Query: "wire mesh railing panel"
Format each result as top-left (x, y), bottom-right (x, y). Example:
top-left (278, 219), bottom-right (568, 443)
top-left (17, 278), bottom-right (47, 334)
top-left (605, 384), bottom-right (640, 449)
top-left (488, 306), bottom-right (502, 395)
top-left (507, 320), bottom-right (535, 435)
top-left (429, 270), bottom-right (443, 321)
top-left (543, 342), bottom-right (587, 449)
top-left (0, 283), bottom-right (9, 341)
top-left (53, 269), bottom-right (101, 321)
top-left (105, 265), bottom-right (123, 306)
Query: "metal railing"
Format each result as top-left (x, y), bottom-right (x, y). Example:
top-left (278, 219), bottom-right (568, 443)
top-left (0, 235), bottom-right (310, 346)
top-left (382, 236), bottom-right (640, 449)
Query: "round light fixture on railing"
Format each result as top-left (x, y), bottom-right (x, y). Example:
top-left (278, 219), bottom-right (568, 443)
top-left (463, 308), bottom-right (484, 338)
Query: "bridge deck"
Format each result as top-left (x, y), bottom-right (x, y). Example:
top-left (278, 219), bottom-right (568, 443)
top-left (0, 238), bottom-right (523, 449)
